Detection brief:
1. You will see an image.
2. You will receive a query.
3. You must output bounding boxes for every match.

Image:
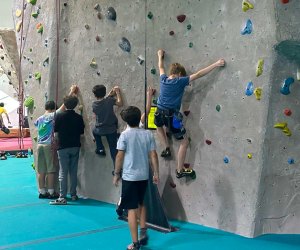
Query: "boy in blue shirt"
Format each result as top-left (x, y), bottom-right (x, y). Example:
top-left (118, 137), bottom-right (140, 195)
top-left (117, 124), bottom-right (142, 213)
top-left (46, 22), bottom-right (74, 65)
top-left (113, 106), bottom-right (159, 250)
top-left (155, 49), bottom-right (225, 178)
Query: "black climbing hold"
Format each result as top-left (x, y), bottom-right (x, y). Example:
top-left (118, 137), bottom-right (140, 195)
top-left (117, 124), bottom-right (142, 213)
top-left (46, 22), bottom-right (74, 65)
top-left (0, 44), bottom-right (3, 49)
top-left (85, 24), bottom-right (90, 29)
top-left (137, 55), bottom-right (144, 65)
top-left (187, 24), bottom-right (192, 30)
top-left (97, 12), bottom-right (102, 19)
top-left (189, 42), bottom-right (193, 48)
top-left (97, 71), bottom-right (101, 76)
top-left (7, 71), bottom-right (11, 76)
top-left (183, 110), bottom-right (190, 116)
top-left (63, 38), bottom-right (67, 43)
top-left (177, 14), bottom-right (186, 23)
top-left (107, 7), bottom-right (116, 21)
top-left (118, 37), bottom-right (131, 52)
top-left (147, 11), bottom-right (153, 19)
top-left (63, 2), bottom-right (67, 6)
top-left (0, 56), bottom-right (4, 60)
top-left (96, 35), bottom-right (100, 42)
top-left (169, 30), bottom-right (175, 36)
top-left (94, 4), bottom-right (100, 10)
top-left (150, 68), bottom-right (156, 75)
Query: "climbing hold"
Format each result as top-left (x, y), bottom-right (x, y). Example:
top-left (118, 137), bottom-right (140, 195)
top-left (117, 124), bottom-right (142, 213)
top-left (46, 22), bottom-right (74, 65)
top-left (136, 55), bottom-right (144, 65)
top-left (97, 12), bottom-right (102, 19)
top-left (44, 92), bottom-right (48, 101)
top-left (34, 72), bottom-right (41, 80)
top-left (30, 60), bottom-right (34, 64)
top-left (189, 42), bottom-right (193, 48)
top-left (29, 48), bottom-right (32, 52)
top-left (96, 35), bottom-right (100, 42)
top-left (24, 96), bottom-right (34, 109)
top-left (288, 158), bottom-right (294, 164)
top-left (280, 77), bottom-right (294, 95)
top-left (36, 23), bottom-right (43, 34)
top-left (0, 56), bottom-right (4, 60)
top-left (205, 139), bottom-right (212, 145)
top-left (284, 108), bottom-right (292, 116)
top-left (216, 104), bottom-right (221, 112)
top-left (27, 0), bottom-right (37, 5)
top-left (63, 2), bottom-right (67, 6)
top-left (242, 0), bottom-right (254, 12)
top-left (118, 37), bottom-right (131, 52)
top-left (241, 19), bottom-right (252, 35)
top-left (43, 57), bottom-right (49, 67)
top-left (24, 80), bottom-right (28, 84)
top-left (94, 3), bottom-right (100, 10)
top-left (223, 156), bottom-right (229, 164)
top-left (274, 122), bottom-right (287, 129)
top-left (78, 105), bottom-right (83, 115)
top-left (33, 136), bottom-right (37, 142)
top-left (16, 9), bottom-right (22, 17)
top-left (247, 153), bottom-right (252, 159)
top-left (0, 44), bottom-right (3, 49)
top-left (107, 7), bottom-right (116, 21)
top-left (16, 21), bottom-right (22, 32)
top-left (281, 0), bottom-right (289, 3)
top-left (297, 68), bottom-right (300, 81)
top-left (254, 87), bottom-right (262, 100)
top-left (183, 110), bottom-right (190, 116)
top-left (31, 12), bottom-right (39, 18)
top-left (147, 11), bottom-right (153, 19)
top-left (245, 81), bottom-right (254, 96)
top-left (44, 39), bottom-right (48, 47)
top-left (169, 181), bottom-right (176, 188)
top-left (29, 73), bottom-right (32, 79)
top-left (97, 71), bottom-right (101, 76)
top-left (256, 59), bottom-right (264, 77)
top-left (187, 24), bottom-right (192, 30)
top-left (246, 138), bottom-right (252, 143)
top-left (150, 68), bottom-right (156, 75)
top-left (7, 70), bottom-right (11, 76)
top-left (90, 58), bottom-right (97, 68)
top-left (63, 38), bottom-right (67, 43)
top-left (84, 24), bottom-right (90, 29)
top-left (177, 14), bottom-right (186, 23)
top-left (169, 31), bottom-right (175, 36)
top-left (274, 122), bottom-right (291, 136)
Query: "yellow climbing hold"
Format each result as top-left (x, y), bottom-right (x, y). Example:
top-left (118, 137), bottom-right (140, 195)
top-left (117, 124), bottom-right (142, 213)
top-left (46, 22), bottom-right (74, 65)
top-left (16, 9), bottom-right (22, 17)
top-left (254, 87), bottom-right (262, 100)
top-left (16, 21), bottom-right (22, 32)
top-left (256, 59), bottom-right (264, 77)
top-left (90, 58), bottom-right (97, 68)
top-left (282, 127), bottom-right (292, 136)
top-left (247, 153), bottom-right (252, 159)
top-left (34, 72), bottom-right (41, 80)
top-left (242, 0), bottom-right (254, 12)
top-left (274, 122), bottom-right (287, 129)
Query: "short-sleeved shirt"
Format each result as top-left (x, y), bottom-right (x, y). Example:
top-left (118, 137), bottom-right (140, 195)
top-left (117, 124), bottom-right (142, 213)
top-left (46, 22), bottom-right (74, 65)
top-left (92, 97), bottom-right (118, 135)
top-left (157, 74), bottom-right (190, 110)
top-left (117, 127), bottom-right (156, 181)
top-left (54, 110), bottom-right (85, 150)
top-left (34, 112), bottom-right (57, 144)
top-left (0, 107), bottom-right (7, 115)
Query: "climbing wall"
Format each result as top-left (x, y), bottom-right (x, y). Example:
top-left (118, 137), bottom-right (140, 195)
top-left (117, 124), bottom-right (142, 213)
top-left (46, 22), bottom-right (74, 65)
top-left (11, 0), bottom-right (300, 237)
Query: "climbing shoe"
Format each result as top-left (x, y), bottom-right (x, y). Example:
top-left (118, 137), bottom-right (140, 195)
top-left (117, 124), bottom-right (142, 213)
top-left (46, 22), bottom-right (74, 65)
top-left (39, 192), bottom-right (50, 199)
top-left (161, 147), bottom-right (171, 158)
top-left (139, 228), bottom-right (149, 245)
top-left (127, 242), bottom-right (140, 250)
top-left (176, 169), bottom-right (196, 179)
top-left (95, 149), bottom-right (106, 156)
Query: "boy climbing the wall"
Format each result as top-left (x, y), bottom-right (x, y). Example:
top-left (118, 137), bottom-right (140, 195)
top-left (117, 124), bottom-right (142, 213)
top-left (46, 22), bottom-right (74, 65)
top-left (92, 85), bottom-right (123, 171)
top-left (155, 49), bottom-right (225, 178)
top-left (113, 106), bottom-right (159, 250)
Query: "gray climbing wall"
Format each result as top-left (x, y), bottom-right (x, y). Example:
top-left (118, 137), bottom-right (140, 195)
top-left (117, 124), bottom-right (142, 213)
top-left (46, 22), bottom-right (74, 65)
top-left (11, 0), bottom-right (300, 237)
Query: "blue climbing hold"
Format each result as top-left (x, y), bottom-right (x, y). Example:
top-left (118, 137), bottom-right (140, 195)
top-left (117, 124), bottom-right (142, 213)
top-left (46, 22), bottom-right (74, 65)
top-left (241, 19), bottom-right (252, 35)
top-left (280, 77), bottom-right (294, 95)
top-left (118, 37), bottom-right (131, 52)
top-left (223, 156), bottom-right (229, 164)
top-left (288, 158), bottom-right (295, 164)
top-left (245, 81), bottom-right (254, 96)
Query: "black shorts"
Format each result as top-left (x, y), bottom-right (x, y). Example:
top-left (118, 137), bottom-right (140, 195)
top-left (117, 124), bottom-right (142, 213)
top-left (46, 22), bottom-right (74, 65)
top-left (154, 108), bottom-right (186, 140)
top-left (120, 180), bottom-right (148, 210)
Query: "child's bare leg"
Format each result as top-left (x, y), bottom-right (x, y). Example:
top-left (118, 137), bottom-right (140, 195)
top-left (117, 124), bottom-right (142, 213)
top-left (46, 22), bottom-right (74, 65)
top-left (138, 204), bottom-right (146, 229)
top-left (156, 126), bottom-right (169, 149)
top-left (177, 137), bottom-right (189, 172)
top-left (128, 209), bottom-right (139, 243)
top-left (47, 173), bottom-right (55, 192)
top-left (38, 173), bottom-right (46, 192)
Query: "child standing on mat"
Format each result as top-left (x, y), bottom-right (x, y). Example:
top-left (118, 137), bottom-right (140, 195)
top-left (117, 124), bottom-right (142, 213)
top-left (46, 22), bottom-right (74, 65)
top-left (113, 106), bottom-right (159, 250)
top-left (92, 85), bottom-right (123, 168)
top-left (0, 102), bottom-right (11, 134)
top-left (155, 49), bottom-right (225, 178)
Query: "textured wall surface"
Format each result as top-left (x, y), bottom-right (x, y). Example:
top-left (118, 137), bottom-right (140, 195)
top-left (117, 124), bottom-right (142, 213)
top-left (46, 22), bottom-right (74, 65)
top-left (10, 0), bottom-right (300, 237)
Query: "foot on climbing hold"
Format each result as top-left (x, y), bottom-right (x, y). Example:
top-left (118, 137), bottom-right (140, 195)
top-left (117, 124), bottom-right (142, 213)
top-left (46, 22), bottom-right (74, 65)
top-left (245, 81), bottom-right (254, 96)
top-left (16, 21), bottom-right (22, 32)
top-left (90, 58), bottom-right (97, 68)
top-left (274, 122), bottom-right (287, 129)
top-left (242, 0), bottom-right (254, 12)
top-left (256, 59), bottom-right (264, 77)
top-left (177, 14), bottom-right (186, 23)
top-left (280, 77), bottom-right (294, 95)
top-left (241, 19), bottom-right (252, 35)
top-left (118, 37), bottom-right (131, 52)
top-left (254, 87), bottom-right (262, 100)
top-left (284, 108), bottom-right (292, 116)
top-left (107, 7), bottom-right (116, 21)
top-left (34, 72), bottom-right (41, 80)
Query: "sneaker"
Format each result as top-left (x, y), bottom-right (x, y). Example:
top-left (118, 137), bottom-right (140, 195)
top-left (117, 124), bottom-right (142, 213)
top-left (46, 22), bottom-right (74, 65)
top-left (49, 198), bottom-right (67, 205)
top-left (127, 242), bottom-right (140, 250)
top-left (39, 192), bottom-right (50, 199)
top-left (176, 169), bottom-right (196, 179)
top-left (71, 195), bottom-right (78, 201)
top-left (95, 149), bottom-right (106, 156)
top-left (139, 229), bottom-right (149, 245)
top-left (161, 147), bottom-right (171, 158)
top-left (48, 193), bottom-right (59, 199)
top-left (116, 205), bottom-right (124, 217)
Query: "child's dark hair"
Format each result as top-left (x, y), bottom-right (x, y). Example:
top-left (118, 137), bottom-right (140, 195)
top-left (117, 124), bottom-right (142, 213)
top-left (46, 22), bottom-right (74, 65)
top-left (92, 85), bottom-right (106, 98)
top-left (0, 102), bottom-right (4, 107)
top-left (121, 106), bottom-right (141, 127)
top-left (63, 96), bottom-right (78, 110)
top-left (169, 63), bottom-right (187, 77)
top-left (45, 101), bottom-right (56, 111)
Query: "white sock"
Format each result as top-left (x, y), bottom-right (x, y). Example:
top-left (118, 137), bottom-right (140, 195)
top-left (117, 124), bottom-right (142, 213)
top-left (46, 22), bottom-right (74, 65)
top-left (48, 189), bottom-right (54, 195)
top-left (39, 188), bottom-right (46, 194)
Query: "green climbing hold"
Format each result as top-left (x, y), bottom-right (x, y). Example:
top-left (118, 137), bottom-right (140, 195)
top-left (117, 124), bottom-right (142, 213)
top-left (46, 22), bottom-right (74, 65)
top-left (24, 96), bottom-right (34, 109)
top-left (256, 59), bottom-right (264, 77)
top-left (216, 104), bottom-right (221, 112)
top-left (24, 80), bottom-right (28, 84)
top-left (189, 42), bottom-right (193, 48)
top-left (29, 48), bottom-right (32, 52)
top-left (187, 24), bottom-right (192, 30)
top-left (27, 0), bottom-right (37, 5)
top-left (147, 12), bottom-right (153, 19)
top-left (31, 12), bottom-right (39, 18)
top-left (31, 162), bottom-right (35, 170)
top-left (33, 136), bottom-right (37, 142)
top-left (34, 72), bottom-right (41, 80)
top-left (150, 68), bottom-right (156, 75)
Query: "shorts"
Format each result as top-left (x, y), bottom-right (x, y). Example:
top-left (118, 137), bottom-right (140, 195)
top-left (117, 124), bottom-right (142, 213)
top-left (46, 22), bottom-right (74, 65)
top-left (36, 144), bottom-right (57, 174)
top-left (154, 108), bottom-right (186, 140)
top-left (120, 180), bottom-right (148, 210)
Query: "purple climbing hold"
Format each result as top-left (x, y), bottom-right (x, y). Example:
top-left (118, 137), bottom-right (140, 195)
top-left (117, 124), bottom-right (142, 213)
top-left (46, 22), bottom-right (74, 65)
top-left (107, 7), bottom-right (116, 21)
top-left (177, 14), bottom-right (186, 23)
top-left (241, 19), bottom-right (252, 35)
top-left (118, 37), bottom-right (131, 52)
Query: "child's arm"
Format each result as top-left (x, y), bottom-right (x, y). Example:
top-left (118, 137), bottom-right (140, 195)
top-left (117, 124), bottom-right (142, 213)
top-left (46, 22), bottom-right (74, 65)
top-left (157, 49), bottom-right (165, 76)
top-left (149, 150), bottom-right (159, 184)
top-left (113, 150), bottom-right (124, 186)
top-left (5, 113), bottom-right (11, 124)
top-left (113, 86), bottom-right (123, 107)
top-left (141, 87), bottom-right (155, 124)
top-left (58, 84), bottom-right (79, 111)
top-left (189, 59), bottom-right (225, 82)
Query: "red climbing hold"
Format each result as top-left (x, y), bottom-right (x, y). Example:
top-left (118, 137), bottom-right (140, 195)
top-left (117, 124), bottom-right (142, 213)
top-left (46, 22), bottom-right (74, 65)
top-left (177, 14), bottom-right (186, 23)
top-left (169, 31), bottom-right (175, 36)
top-left (284, 108), bottom-right (292, 116)
top-left (205, 139), bottom-right (212, 145)
top-left (183, 110), bottom-right (190, 116)
top-left (281, 0), bottom-right (289, 4)
top-left (169, 182), bottom-right (176, 188)
top-left (183, 163), bottom-right (190, 168)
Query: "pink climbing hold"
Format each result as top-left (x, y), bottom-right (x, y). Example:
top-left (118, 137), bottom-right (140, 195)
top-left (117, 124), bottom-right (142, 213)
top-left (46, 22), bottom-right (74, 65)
top-left (206, 139), bottom-right (212, 145)
top-left (284, 108), bottom-right (292, 116)
top-left (177, 14), bottom-right (186, 23)
top-left (183, 110), bottom-right (190, 116)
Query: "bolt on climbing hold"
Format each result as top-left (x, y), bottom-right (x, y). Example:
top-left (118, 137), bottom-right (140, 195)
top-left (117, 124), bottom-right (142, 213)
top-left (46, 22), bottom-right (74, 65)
top-left (90, 58), bottom-right (97, 68)
top-left (183, 110), bottom-right (190, 116)
top-left (118, 37), bottom-right (131, 52)
top-left (247, 153), bottom-right (252, 159)
top-left (254, 87), bottom-right (262, 100)
top-left (94, 3), bottom-right (100, 10)
top-left (16, 21), bottom-right (22, 32)
top-left (280, 77), bottom-right (294, 95)
top-left (107, 7), bottom-right (116, 21)
top-left (169, 31), bottom-right (175, 36)
top-left (84, 24), bottom-right (90, 29)
top-left (24, 96), bottom-right (34, 109)
top-left (256, 59), bottom-right (264, 77)
top-left (205, 139), bottom-right (212, 145)
top-left (44, 39), bottom-right (48, 47)
top-left (177, 14), bottom-right (186, 23)
top-left (96, 35), bottom-right (100, 42)
top-left (274, 122), bottom-right (291, 136)
top-left (242, 0), bottom-right (254, 12)
top-left (29, 73), bottom-right (32, 78)
top-left (216, 104), bottom-right (221, 112)
top-left (36, 23), bottom-right (43, 34)
top-left (297, 68), bottom-right (300, 81)
top-left (284, 108), bottom-right (292, 116)
top-left (0, 56), bottom-right (4, 60)
top-left (27, 0), bottom-right (37, 5)
top-left (187, 24), bottom-right (192, 30)
top-left (16, 9), bottom-right (22, 17)
top-left (147, 11), bottom-right (153, 19)
top-left (136, 55), bottom-right (144, 65)
top-left (245, 81), bottom-right (254, 96)
top-left (288, 158), bottom-right (294, 164)
top-left (223, 156), bottom-right (229, 164)
top-left (34, 72), bottom-right (41, 81)
top-left (150, 68), bottom-right (156, 75)
top-left (241, 19), bottom-right (252, 35)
